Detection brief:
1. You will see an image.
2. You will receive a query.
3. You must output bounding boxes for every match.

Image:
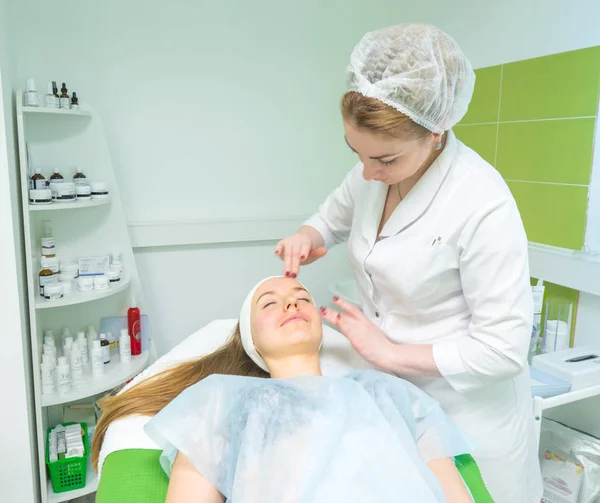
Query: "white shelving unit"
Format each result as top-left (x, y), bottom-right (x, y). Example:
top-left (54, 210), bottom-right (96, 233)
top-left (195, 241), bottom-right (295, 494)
top-left (30, 197), bottom-right (111, 212)
top-left (16, 94), bottom-right (152, 503)
top-left (35, 276), bottom-right (131, 310)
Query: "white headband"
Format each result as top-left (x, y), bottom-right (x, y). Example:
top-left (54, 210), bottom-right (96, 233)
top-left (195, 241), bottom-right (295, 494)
top-left (239, 276), bottom-right (316, 373)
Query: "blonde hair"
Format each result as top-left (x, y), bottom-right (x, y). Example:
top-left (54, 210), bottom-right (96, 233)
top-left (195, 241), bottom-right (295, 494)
top-left (341, 91), bottom-right (431, 140)
top-left (91, 324), bottom-right (267, 471)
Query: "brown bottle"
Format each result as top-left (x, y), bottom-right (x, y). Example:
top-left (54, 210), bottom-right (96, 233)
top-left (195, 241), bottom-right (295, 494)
top-left (30, 168), bottom-right (46, 190)
top-left (49, 168), bottom-right (64, 183)
top-left (39, 264), bottom-right (55, 297)
top-left (100, 334), bottom-right (111, 364)
top-left (73, 168), bottom-right (86, 186)
top-left (59, 83), bottom-right (70, 109)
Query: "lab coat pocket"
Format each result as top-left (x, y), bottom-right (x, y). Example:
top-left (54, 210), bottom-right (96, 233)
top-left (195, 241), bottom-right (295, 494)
top-left (395, 245), bottom-right (458, 303)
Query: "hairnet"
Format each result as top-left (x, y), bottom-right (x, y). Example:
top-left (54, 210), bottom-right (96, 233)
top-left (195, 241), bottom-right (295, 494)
top-left (346, 24), bottom-right (475, 133)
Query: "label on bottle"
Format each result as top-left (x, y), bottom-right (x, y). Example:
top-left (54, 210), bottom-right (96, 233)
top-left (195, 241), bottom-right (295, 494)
top-left (45, 95), bottom-right (57, 108)
top-left (41, 237), bottom-right (55, 257)
top-left (59, 97), bottom-right (70, 109)
top-left (73, 177), bottom-right (87, 186)
top-left (39, 275), bottom-right (58, 296)
top-left (58, 368), bottom-right (71, 395)
top-left (102, 344), bottom-right (110, 363)
top-left (34, 179), bottom-right (48, 190)
top-left (25, 92), bottom-right (40, 106)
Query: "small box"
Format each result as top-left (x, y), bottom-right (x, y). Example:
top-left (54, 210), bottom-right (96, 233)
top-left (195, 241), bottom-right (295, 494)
top-left (532, 345), bottom-right (600, 391)
top-left (78, 255), bottom-right (109, 277)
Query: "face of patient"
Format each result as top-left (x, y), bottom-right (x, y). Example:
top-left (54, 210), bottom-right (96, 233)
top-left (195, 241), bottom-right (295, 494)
top-left (251, 277), bottom-right (322, 361)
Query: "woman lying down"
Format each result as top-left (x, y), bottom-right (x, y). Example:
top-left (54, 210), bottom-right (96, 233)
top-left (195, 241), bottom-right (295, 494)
top-left (92, 276), bottom-right (476, 502)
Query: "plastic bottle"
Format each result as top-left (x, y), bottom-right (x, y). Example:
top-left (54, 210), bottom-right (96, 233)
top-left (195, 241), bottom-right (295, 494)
top-left (91, 340), bottom-right (104, 377)
top-left (70, 92), bottom-right (79, 110)
top-left (100, 333), bottom-right (111, 364)
top-left (41, 219), bottom-right (56, 258)
top-left (25, 78), bottom-right (40, 107)
top-left (30, 168), bottom-right (47, 190)
top-left (119, 328), bottom-right (131, 363)
top-left (128, 296), bottom-right (142, 356)
top-left (77, 331), bottom-right (88, 364)
top-left (44, 81), bottom-right (57, 108)
top-left (70, 341), bottom-right (84, 386)
top-left (57, 356), bottom-right (71, 396)
top-left (72, 168), bottom-right (87, 186)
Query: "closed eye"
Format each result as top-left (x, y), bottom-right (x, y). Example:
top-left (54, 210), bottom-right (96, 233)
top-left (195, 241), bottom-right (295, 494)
top-left (379, 158), bottom-right (397, 166)
top-left (299, 298), bottom-right (311, 303)
top-left (262, 301), bottom-right (276, 309)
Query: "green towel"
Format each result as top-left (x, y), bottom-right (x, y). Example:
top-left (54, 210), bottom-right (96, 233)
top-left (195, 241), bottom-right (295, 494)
top-left (97, 450), bottom-right (494, 502)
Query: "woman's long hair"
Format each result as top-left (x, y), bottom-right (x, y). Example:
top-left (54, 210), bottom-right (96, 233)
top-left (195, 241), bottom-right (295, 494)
top-left (91, 324), bottom-right (267, 470)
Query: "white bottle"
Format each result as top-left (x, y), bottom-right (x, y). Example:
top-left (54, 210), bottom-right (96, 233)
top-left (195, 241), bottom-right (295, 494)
top-left (91, 340), bottom-right (104, 378)
top-left (57, 356), bottom-right (71, 396)
top-left (63, 336), bottom-right (73, 362)
top-left (25, 78), bottom-right (40, 107)
top-left (44, 81), bottom-right (57, 108)
top-left (119, 328), bottom-right (131, 363)
top-left (70, 342), bottom-right (84, 386)
top-left (77, 331), bottom-right (88, 364)
top-left (41, 354), bottom-right (57, 395)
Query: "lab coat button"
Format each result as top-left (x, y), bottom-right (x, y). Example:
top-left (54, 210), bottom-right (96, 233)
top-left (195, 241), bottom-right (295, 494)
top-left (375, 312), bottom-right (380, 318)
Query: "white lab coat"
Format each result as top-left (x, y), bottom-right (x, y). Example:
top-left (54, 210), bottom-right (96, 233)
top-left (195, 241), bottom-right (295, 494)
top-left (306, 131), bottom-right (543, 503)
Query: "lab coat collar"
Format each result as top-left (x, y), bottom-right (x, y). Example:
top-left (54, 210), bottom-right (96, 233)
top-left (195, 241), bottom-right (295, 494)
top-left (364, 130), bottom-right (458, 246)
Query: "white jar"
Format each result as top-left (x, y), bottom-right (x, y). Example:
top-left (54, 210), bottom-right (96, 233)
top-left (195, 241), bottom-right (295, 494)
top-left (43, 283), bottom-right (63, 301)
top-left (77, 276), bottom-right (94, 292)
top-left (75, 185), bottom-right (91, 200)
top-left (55, 182), bottom-right (76, 203)
top-left (94, 275), bottom-right (109, 290)
top-left (90, 181), bottom-right (109, 199)
top-left (60, 281), bottom-right (72, 296)
top-left (106, 269), bottom-right (121, 283)
top-left (29, 188), bottom-right (52, 205)
top-left (60, 262), bottom-right (79, 278)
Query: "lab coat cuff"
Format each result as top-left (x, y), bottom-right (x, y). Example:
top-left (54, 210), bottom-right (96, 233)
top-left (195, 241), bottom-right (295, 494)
top-left (433, 340), bottom-right (484, 393)
top-left (304, 214), bottom-right (336, 250)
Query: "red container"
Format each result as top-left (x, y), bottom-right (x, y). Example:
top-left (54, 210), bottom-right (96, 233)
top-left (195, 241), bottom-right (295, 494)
top-left (128, 296), bottom-right (142, 356)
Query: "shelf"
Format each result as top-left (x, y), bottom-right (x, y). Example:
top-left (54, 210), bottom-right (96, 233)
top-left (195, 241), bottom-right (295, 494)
top-left (36, 277), bottom-right (131, 310)
top-left (540, 383), bottom-right (600, 411)
top-left (42, 351), bottom-right (149, 407)
top-left (23, 106), bottom-right (91, 117)
top-left (528, 242), bottom-right (600, 296)
top-left (47, 455), bottom-right (97, 503)
top-left (29, 197), bottom-right (111, 212)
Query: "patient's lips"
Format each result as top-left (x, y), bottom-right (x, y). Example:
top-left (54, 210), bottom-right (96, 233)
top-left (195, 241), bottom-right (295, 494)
top-left (281, 314), bottom-right (309, 326)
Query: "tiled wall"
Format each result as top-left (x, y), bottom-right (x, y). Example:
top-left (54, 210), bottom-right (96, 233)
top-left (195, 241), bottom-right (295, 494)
top-left (455, 47), bottom-right (600, 342)
top-left (454, 46), bottom-right (600, 251)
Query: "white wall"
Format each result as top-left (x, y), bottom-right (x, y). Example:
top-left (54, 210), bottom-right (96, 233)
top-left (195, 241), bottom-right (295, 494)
top-left (0, 0), bottom-right (38, 500)
top-left (7, 0), bottom-right (600, 357)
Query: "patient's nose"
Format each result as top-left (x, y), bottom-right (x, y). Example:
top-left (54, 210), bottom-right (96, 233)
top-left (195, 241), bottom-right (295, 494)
top-left (285, 299), bottom-right (299, 311)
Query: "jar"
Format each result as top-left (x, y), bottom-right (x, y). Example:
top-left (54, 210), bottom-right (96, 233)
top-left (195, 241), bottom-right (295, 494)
top-left (75, 185), bottom-right (91, 200)
top-left (55, 182), bottom-right (76, 202)
top-left (94, 275), bottom-right (109, 290)
top-left (77, 276), bottom-right (94, 292)
top-left (60, 262), bottom-right (79, 278)
top-left (106, 269), bottom-right (121, 283)
top-left (60, 281), bottom-right (72, 296)
top-left (43, 283), bottom-right (63, 301)
top-left (91, 182), bottom-right (109, 199)
top-left (29, 188), bottom-right (52, 205)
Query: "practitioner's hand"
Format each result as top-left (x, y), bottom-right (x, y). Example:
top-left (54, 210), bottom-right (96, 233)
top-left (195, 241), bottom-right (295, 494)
top-left (274, 227), bottom-right (328, 278)
top-left (320, 297), bottom-right (394, 368)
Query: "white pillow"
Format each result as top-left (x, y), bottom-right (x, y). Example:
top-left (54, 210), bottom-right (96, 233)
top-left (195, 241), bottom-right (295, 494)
top-left (99, 319), bottom-right (371, 475)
